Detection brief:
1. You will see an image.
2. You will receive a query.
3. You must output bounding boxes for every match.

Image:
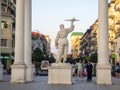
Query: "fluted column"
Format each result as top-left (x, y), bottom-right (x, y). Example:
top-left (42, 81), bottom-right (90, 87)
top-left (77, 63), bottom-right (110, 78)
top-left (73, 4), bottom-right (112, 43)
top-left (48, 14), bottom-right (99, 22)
top-left (0, 0), bottom-right (3, 81)
top-left (96, 0), bottom-right (112, 84)
top-left (11, 0), bottom-right (26, 83)
top-left (25, 0), bottom-right (34, 82)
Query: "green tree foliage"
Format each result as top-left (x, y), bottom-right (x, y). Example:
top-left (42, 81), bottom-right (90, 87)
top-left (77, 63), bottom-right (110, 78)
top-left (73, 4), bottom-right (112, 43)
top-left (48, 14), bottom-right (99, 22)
top-left (48, 55), bottom-right (56, 63)
top-left (66, 58), bottom-right (75, 64)
top-left (90, 53), bottom-right (98, 63)
top-left (32, 47), bottom-right (44, 63)
top-left (32, 47), bottom-right (56, 64)
top-left (84, 55), bottom-right (91, 62)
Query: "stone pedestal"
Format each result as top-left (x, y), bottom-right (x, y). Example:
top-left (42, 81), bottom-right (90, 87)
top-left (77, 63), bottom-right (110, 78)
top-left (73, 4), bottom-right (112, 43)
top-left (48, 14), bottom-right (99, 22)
top-left (0, 64), bottom-right (3, 81)
top-left (25, 65), bottom-right (35, 82)
top-left (96, 64), bottom-right (112, 85)
top-left (48, 63), bottom-right (72, 84)
top-left (11, 64), bottom-right (26, 83)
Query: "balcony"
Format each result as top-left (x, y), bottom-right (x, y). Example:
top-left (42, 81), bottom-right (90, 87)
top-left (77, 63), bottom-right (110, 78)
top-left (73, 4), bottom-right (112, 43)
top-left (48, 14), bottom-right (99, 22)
top-left (109, 25), bottom-right (115, 30)
top-left (115, 19), bottom-right (120, 25)
top-left (108, 12), bottom-right (115, 19)
top-left (1, 47), bottom-right (13, 53)
top-left (115, 4), bottom-right (120, 11)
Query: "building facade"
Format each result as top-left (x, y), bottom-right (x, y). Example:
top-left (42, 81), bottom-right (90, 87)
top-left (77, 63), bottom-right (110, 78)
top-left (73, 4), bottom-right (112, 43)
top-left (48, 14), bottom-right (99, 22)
top-left (32, 31), bottom-right (51, 59)
top-left (70, 32), bottom-right (83, 59)
top-left (1, 0), bottom-right (15, 70)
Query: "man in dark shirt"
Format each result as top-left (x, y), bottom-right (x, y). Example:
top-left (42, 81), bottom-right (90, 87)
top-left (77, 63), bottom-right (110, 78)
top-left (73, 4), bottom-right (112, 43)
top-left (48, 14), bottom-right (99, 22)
top-left (86, 61), bottom-right (93, 82)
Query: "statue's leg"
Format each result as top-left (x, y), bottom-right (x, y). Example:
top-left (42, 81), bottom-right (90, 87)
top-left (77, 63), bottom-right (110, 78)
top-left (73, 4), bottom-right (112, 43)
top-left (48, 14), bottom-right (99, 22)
top-left (63, 45), bottom-right (68, 63)
top-left (56, 45), bottom-right (63, 63)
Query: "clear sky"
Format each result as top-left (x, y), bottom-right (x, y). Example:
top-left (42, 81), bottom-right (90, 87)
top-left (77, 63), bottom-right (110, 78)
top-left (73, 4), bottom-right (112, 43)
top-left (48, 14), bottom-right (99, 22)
top-left (32, 0), bottom-right (111, 54)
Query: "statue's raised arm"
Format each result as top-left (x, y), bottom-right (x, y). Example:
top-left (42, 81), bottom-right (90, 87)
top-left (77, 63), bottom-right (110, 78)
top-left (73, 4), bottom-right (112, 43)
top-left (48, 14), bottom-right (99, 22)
top-left (65, 17), bottom-right (79, 33)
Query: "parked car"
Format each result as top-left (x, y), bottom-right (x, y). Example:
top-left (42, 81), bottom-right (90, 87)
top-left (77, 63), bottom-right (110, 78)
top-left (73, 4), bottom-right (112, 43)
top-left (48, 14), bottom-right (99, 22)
top-left (40, 60), bottom-right (50, 76)
top-left (41, 60), bottom-right (49, 71)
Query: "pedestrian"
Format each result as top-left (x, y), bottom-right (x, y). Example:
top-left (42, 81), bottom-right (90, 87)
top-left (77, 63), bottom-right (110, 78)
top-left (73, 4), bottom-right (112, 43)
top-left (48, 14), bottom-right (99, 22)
top-left (115, 62), bottom-right (120, 78)
top-left (82, 66), bottom-right (87, 77)
top-left (86, 61), bottom-right (93, 82)
top-left (76, 60), bottom-right (83, 81)
top-left (73, 62), bottom-right (78, 77)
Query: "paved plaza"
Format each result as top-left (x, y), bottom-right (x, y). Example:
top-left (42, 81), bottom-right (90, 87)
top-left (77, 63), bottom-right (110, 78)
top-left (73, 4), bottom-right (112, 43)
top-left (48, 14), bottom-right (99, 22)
top-left (0, 75), bottom-right (120, 90)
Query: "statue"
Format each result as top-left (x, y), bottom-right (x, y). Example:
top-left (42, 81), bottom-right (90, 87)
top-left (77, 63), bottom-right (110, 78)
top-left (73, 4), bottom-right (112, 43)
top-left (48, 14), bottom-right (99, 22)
top-left (55, 17), bottom-right (79, 63)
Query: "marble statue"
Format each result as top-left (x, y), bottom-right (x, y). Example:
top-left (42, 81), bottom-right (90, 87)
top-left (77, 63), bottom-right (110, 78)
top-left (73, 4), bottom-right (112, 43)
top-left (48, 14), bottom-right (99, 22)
top-left (55, 17), bottom-right (79, 63)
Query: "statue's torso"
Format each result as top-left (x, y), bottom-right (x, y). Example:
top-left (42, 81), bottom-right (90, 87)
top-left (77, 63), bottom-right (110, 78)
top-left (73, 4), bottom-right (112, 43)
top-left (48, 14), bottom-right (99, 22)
top-left (59, 29), bottom-right (69, 38)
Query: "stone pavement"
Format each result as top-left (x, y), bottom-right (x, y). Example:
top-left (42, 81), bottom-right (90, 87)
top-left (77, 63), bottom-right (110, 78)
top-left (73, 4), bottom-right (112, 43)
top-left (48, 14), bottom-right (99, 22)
top-left (0, 75), bottom-right (120, 90)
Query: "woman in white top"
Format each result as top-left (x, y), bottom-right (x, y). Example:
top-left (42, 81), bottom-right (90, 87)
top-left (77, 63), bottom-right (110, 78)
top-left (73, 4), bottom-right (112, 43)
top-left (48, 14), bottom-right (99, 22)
top-left (76, 60), bottom-right (83, 81)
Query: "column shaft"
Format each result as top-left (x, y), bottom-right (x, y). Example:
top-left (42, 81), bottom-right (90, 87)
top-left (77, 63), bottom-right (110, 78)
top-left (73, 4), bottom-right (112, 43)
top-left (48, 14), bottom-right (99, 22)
top-left (14, 0), bottom-right (25, 64)
top-left (25, 0), bottom-right (32, 65)
top-left (0, 0), bottom-right (3, 81)
top-left (98, 0), bottom-right (109, 65)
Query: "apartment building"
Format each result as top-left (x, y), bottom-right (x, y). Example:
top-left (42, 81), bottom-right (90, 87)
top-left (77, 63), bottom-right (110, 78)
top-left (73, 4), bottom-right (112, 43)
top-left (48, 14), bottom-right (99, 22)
top-left (71, 32), bottom-right (83, 59)
top-left (32, 31), bottom-right (51, 58)
top-left (1, 0), bottom-right (16, 69)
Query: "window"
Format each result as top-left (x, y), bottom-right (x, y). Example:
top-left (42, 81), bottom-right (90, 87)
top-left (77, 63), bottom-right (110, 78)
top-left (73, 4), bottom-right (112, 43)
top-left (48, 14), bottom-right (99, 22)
top-left (1, 5), bottom-right (6, 13)
top-left (1, 21), bottom-right (8, 29)
top-left (1, 39), bottom-right (7, 46)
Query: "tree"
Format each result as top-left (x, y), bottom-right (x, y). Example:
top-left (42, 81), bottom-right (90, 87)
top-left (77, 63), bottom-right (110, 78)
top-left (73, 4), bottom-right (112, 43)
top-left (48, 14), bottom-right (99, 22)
top-left (90, 53), bottom-right (98, 63)
top-left (48, 55), bottom-right (56, 63)
top-left (32, 47), bottom-right (44, 63)
top-left (66, 57), bottom-right (75, 64)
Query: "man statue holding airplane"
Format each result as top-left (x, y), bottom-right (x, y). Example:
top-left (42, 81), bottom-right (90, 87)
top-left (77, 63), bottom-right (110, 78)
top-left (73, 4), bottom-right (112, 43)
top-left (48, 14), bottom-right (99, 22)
top-left (55, 17), bottom-right (79, 63)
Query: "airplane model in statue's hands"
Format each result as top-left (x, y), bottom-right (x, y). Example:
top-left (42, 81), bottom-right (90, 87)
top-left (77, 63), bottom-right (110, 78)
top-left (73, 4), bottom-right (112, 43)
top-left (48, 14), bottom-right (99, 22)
top-left (65, 17), bottom-right (79, 22)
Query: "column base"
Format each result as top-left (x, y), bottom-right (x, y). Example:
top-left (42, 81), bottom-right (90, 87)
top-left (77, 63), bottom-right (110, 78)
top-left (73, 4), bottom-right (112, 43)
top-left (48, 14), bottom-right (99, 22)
top-left (48, 63), bottom-right (72, 84)
top-left (11, 64), bottom-right (26, 83)
top-left (96, 64), bottom-right (112, 85)
top-left (25, 64), bottom-right (35, 82)
top-left (0, 63), bottom-right (3, 81)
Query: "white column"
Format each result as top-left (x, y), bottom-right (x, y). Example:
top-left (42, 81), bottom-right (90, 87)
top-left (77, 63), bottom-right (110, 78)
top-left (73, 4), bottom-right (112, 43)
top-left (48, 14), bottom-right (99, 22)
top-left (25, 0), bottom-right (34, 82)
top-left (96, 0), bottom-right (112, 84)
top-left (11, 0), bottom-right (26, 83)
top-left (0, 0), bottom-right (3, 81)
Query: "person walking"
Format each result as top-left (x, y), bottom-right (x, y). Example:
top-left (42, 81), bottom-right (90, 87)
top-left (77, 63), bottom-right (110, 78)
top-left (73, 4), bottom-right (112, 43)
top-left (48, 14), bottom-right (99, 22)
top-left (115, 62), bottom-right (120, 78)
top-left (73, 61), bottom-right (78, 77)
top-left (86, 61), bottom-right (93, 82)
top-left (76, 60), bottom-right (83, 81)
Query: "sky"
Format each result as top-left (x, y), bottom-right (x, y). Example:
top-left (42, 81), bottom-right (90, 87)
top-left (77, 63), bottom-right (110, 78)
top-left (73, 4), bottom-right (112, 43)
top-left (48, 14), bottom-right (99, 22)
top-left (32, 0), bottom-right (111, 54)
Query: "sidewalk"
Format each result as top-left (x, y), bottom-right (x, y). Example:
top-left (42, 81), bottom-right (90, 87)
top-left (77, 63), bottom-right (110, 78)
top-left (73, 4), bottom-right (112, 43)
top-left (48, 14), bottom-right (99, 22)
top-left (0, 75), bottom-right (120, 90)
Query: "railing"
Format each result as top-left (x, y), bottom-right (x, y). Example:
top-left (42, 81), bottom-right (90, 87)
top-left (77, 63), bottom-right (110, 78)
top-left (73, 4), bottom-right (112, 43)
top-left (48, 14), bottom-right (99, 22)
top-left (2, 0), bottom-right (16, 12)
